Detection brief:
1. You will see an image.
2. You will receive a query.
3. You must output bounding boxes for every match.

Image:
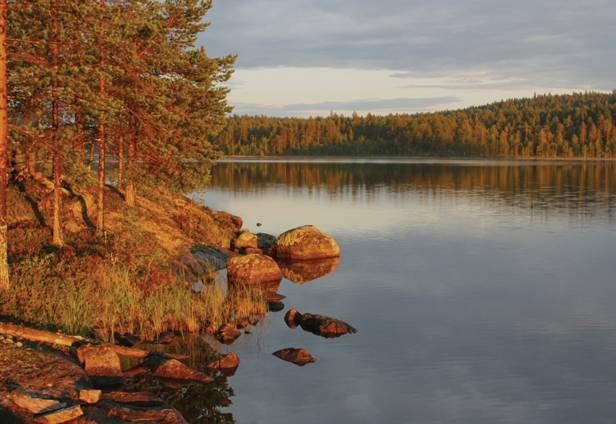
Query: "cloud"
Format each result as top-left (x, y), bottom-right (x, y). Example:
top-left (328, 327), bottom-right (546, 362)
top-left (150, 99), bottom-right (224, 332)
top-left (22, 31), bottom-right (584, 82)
top-left (200, 0), bottom-right (616, 90)
top-left (229, 96), bottom-right (460, 117)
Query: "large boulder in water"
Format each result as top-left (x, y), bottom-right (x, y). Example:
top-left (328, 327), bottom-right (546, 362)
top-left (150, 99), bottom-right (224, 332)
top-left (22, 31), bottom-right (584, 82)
top-left (271, 225), bottom-right (340, 260)
top-left (227, 254), bottom-right (283, 285)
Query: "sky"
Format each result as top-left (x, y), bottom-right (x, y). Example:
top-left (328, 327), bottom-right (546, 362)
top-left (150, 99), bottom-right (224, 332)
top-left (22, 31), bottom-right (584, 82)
top-left (197, 0), bottom-right (616, 118)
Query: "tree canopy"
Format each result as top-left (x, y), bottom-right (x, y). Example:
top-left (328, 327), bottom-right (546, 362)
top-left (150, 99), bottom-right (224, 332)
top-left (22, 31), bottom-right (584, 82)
top-left (0, 0), bottom-right (235, 287)
top-left (214, 91), bottom-right (616, 158)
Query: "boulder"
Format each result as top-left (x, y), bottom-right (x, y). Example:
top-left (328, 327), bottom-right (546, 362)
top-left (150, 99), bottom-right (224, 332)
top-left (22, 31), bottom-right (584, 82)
top-left (272, 348), bottom-right (316, 366)
top-left (284, 309), bottom-right (357, 338)
top-left (257, 233), bottom-right (277, 254)
top-left (226, 254), bottom-right (283, 285)
top-left (78, 389), bottom-right (102, 404)
top-left (76, 343), bottom-right (124, 389)
top-left (236, 231), bottom-right (258, 249)
top-left (278, 257), bottom-right (340, 284)
top-left (271, 225), bottom-right (340, 260)
top-left (283, 309), bottom-right (302, 329)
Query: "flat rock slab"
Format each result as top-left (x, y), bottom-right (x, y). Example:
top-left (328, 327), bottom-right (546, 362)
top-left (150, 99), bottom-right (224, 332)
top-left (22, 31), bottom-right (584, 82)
top-left (77, 343), bottom-right (124, 389)
top-left (173, 245), bottom-right (231, 280)
top-left (33, 405), bottom-right (83, 424)
top-left (272, 348), bottom-right (316, 366)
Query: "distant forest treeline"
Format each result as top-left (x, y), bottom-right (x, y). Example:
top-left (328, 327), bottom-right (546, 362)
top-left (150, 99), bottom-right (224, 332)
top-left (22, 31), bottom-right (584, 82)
top-left (213, 91), bottom-right (616, 158)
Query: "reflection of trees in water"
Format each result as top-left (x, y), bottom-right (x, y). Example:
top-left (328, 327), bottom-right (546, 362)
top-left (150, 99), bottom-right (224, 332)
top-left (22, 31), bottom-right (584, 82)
top-left (211, 161), bottom-right (616, 217)
top-left (120, 331), bottom-right (268, 423)
top-left (126, 373), bottom-right (235, 424)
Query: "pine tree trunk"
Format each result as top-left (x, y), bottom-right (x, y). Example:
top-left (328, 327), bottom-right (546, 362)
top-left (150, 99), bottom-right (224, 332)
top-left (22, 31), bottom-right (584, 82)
top-left (96, 15), bottom-right (105, 232)
top-left (51, 14), bottom-right (63, 246)
top-left (125, 126), bottom-right (136, 206)
top-left (117, 135), bottom-right (123, 187)
top-left (97, 120), bottom-right (105, 232)
top-left (0, 0), bottom-right (9, 289)
top-left (52, 150), bottom-right (63, 246)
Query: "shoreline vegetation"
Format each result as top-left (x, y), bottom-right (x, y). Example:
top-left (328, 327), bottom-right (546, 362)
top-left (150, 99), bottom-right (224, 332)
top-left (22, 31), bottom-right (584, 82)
top-left (2, 176), bottom-right (266, 340)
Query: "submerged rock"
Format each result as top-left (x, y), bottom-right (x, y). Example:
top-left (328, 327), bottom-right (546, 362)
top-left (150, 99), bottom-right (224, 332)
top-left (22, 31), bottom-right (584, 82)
top-left (277, 257), bottom-right (340, 284)
top-left (284, 309), bottom-right (357, 338)
top-left (271, 225), bottom-right (340, 260)
top-left (207, 352), bottom-right (240, 370)
top-left (227, 254), bottom-right (283, 285)
top-left (215, 323), bottom-right (242, 345)
top-left (272, 348), bottom-right (316, 366)
top-left (145, 354), bottom-right (212, 384)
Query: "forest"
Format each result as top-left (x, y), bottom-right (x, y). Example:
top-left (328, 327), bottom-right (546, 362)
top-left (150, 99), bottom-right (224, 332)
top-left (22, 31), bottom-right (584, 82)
top-left (213, 91), bottom-right (616, 158)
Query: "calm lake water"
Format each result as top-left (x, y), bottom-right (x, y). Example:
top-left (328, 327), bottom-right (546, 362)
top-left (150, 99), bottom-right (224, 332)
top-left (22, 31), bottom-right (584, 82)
top-left (175, 158), bottom-right (616, 424)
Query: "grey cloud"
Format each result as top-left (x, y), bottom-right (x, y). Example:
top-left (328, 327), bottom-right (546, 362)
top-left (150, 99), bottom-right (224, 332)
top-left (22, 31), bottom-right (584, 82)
top-left (229, 96), bottom-right (460, 117)
top-left (200, 0), bottom-right (615, 90)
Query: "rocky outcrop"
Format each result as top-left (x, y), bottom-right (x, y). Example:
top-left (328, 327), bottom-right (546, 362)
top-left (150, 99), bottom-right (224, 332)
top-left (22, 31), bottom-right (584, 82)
top-left (272, 348), bottom-right (316, 366)
top-left (0, 344), bottom-right (187, 423)
top-left (226, 254), bottom-right (283, 285)
top-left (284, 309), bottom-right (357, 338)
top-left (270, 225), bottom-right (340, 260)
top-left (278, 257), bottom-right (340, 284)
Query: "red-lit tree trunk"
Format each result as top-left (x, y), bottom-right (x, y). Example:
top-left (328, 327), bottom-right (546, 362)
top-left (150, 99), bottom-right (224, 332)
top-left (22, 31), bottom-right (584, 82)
top-left (96, 0), bottom-right (105, 233)
top-left (51, 12), bottom-right (63, 246)
top-left (0, 0), bottom-right (8, 288)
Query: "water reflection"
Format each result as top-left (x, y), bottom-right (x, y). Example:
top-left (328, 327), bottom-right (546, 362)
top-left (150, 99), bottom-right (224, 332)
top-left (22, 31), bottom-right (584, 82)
top-left (184, 159), bottom-right (616, 424)
top-left (278, 257), bottom-right (340, 284)
top-left (209, 159), bottom-right (616, 222)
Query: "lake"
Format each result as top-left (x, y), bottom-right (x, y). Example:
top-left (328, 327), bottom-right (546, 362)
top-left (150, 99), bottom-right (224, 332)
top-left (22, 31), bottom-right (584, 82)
top-left (168, 158), bottom-right (616, 424)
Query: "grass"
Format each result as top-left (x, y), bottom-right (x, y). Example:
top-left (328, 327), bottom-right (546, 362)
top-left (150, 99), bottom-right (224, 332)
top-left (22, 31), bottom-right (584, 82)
top-left (1, 179), bottom-right (265, 341)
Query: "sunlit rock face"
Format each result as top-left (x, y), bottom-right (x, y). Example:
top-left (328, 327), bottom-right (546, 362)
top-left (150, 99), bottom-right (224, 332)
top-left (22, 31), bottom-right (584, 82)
top-left (284, 309), bottom-right (357, 338)
top-left (236, 231), bottom-right (258, 249)
top-left (77, 343), bottom-right (124, 389)
top-left (271, 225), bottom-right (340, 260)
top-left (272, 348), bottom-right (316, 366)
top-left (226, 254), bottom-right (283, 285)
top-left (277, 257), bottom-right (340, 284)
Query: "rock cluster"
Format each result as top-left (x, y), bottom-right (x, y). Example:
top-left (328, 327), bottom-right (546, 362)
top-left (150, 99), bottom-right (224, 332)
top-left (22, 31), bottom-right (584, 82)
top-left (0, 340), bottom-right (211, 423)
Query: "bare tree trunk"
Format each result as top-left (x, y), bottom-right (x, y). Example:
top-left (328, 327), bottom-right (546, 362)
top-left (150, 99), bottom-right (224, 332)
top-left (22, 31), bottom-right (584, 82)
top-left (0, 0), bottom-right (8, 289)
top-left (0, 323), bottom-right (189, 360)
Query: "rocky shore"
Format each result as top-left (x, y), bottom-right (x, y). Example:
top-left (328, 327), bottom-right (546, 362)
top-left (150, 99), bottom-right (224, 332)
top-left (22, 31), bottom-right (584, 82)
top-left (1, 188), bottom-right (354, 423)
